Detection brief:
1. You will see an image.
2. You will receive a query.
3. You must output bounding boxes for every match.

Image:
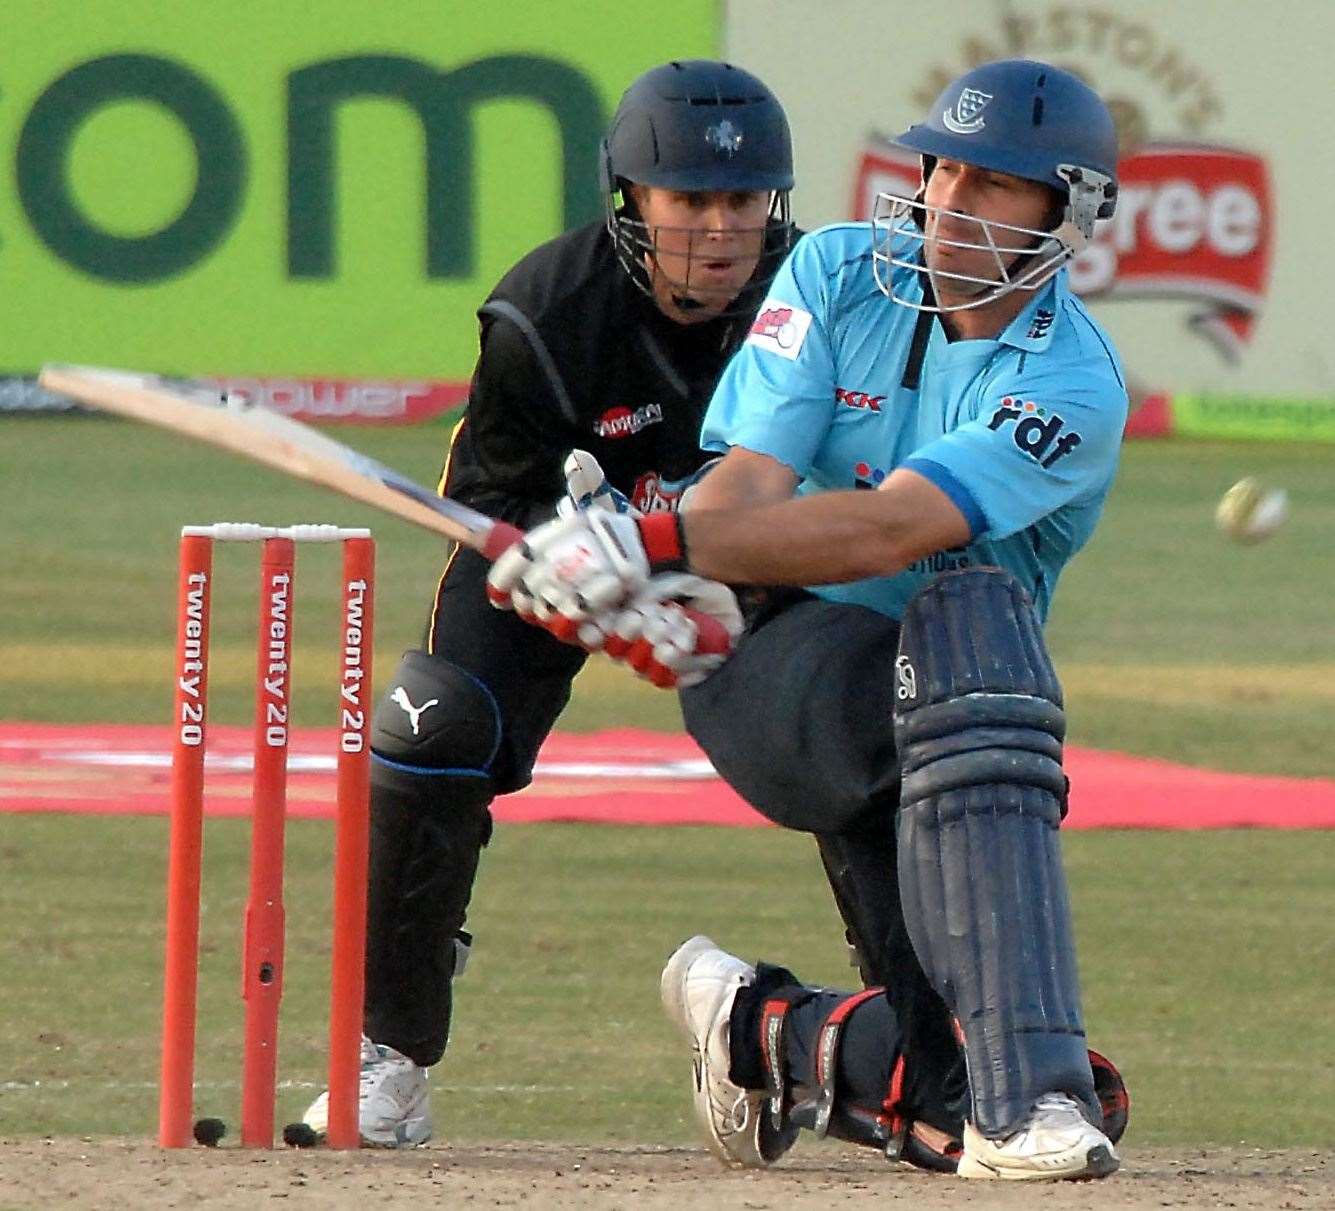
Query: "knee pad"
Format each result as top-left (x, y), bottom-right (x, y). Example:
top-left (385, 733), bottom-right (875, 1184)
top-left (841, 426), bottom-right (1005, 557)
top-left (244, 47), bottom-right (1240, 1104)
top-left (367, 653), bottom-right (498, 923)
top-left (893, 567), bottom-right (1096, 1137)
top-left (372, 649), bottom-right (501, 777)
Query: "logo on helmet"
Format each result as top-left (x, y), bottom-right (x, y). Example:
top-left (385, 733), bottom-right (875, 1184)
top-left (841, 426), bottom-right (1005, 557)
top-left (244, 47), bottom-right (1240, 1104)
top-left (705, 119), bottom-right (744, 157)
top-left (942, 87), bottom-right (993, 135)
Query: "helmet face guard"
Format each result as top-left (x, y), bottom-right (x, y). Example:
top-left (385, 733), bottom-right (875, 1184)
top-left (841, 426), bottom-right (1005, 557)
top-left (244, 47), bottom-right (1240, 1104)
top-left (601, 60), bottom-right (795, 318)
top-left (875, 59), bottom-right (1118, 314)
top-left (872, 162), bottom-right (1114, 312)
top-left (608, 193), bottom-right (793, 317)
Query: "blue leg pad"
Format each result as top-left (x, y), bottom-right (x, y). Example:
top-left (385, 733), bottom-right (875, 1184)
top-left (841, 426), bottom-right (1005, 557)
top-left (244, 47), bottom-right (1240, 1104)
top-left (894, 567), bottom-right (1096, 1138)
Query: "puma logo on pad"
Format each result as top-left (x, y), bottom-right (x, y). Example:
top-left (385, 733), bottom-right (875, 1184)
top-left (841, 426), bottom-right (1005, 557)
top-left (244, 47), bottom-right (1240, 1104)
top-left (391, 686), bottom-right (439, 736)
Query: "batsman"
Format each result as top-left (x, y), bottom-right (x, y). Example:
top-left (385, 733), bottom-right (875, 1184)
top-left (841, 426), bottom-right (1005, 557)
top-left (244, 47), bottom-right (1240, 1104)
top-left (490, 60), bottom-right (1130, 1180)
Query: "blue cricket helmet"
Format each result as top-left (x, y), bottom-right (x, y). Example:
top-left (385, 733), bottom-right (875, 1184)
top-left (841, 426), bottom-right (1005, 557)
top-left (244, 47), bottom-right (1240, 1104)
top-left (893, 59), bottom-right (1118, 233)
top-left (872, 59), bottom-right (1119, 312)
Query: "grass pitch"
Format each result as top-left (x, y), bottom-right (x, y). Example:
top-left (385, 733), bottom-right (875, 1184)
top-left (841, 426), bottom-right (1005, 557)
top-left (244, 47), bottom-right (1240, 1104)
top-left (1, 414), bottom-right (1333, 1149)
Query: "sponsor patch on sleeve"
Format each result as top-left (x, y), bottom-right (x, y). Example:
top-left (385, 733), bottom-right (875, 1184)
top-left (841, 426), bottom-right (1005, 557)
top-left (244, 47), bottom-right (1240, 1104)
top-left (746, 299), bottom-right (814, 361)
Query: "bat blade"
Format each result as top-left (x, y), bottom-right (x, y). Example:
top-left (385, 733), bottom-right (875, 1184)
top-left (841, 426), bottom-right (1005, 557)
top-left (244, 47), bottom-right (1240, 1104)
top-left (38, 364), bottom-right (518, 556)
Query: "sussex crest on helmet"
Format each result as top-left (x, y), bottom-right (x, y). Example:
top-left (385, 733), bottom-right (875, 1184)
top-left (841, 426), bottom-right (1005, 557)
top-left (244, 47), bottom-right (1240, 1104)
top-left (942, 87), bottom-right (993, 134)
top-left (705, 118), bottom-right (744, 157)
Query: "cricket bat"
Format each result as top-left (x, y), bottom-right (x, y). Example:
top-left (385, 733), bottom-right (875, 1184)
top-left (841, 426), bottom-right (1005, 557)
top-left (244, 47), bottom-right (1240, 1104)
top-left (38, 364), bottom-right (521, 558)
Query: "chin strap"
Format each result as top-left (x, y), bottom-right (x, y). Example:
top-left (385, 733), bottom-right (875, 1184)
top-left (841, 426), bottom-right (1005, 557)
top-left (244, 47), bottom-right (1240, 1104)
top-left (670, 292), bottom-right (708, 312)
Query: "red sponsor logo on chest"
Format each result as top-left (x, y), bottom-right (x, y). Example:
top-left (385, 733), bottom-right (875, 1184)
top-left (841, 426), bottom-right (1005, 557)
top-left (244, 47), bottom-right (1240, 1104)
top-left (836, 387), bottom-right (884, 412)
top-left (630, 471), bottom-right (685, 513)
top-left (595, 402), bottom-right (664, 439)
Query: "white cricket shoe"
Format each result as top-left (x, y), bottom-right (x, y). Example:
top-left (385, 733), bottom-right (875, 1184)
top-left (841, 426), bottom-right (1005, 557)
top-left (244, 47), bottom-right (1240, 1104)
top-left (958, 1092), bottom-right (1119, 1181)
top-left (660, 935), bottom-right (793, 1168)
top-left (302, 1035), bottom-right (432, 1148)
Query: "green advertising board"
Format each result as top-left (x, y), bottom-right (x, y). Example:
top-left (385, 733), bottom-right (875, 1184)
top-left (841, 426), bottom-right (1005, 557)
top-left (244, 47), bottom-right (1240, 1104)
top-left (2, 1), bottom-right (717, 408)
top-left (1172, 395), bottom-right (1335, 443)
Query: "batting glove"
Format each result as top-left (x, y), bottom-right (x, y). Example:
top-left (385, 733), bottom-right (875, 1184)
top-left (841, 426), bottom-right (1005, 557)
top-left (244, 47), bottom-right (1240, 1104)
top-left (494, 570), bottom-right (740, 687)
top-left (601, 573), bottom-right (742, 688)
top-left (486, 509), bottom-right (687, 623)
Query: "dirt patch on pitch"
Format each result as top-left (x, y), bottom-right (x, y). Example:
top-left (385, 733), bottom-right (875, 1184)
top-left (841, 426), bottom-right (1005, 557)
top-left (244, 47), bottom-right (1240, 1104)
top-left (0, 1138), bottom-right (1330, 1209)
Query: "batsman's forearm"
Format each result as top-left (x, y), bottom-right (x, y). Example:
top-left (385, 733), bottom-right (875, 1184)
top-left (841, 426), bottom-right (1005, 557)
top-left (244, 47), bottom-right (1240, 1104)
top-left (680, 490), bottom-right (924, 586)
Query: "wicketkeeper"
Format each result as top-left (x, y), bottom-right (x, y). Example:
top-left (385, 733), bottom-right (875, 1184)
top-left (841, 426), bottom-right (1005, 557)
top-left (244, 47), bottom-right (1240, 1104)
top-left (301, 59), bottom-right (797, 1145)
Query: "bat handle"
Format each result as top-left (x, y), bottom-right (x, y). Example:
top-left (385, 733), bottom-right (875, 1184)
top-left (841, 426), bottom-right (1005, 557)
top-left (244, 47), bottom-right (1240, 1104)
top-left (480, 521), bottom-right (526, 562)
top-left (680, 607), bottom-right (733, 656)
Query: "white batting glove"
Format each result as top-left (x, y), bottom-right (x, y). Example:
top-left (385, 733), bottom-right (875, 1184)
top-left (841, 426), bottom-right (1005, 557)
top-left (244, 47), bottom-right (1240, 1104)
top-left (601, 573), bottom-right (742, 688)
top-left (486, 509), bottom-right (671, 622)
top-left (555, 449), bottom-right (638, 519)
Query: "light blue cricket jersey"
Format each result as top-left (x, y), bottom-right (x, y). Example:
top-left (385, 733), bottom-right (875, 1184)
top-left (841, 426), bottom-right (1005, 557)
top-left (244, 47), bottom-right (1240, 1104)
top-left (701, 222), bottom-right (1129, 622)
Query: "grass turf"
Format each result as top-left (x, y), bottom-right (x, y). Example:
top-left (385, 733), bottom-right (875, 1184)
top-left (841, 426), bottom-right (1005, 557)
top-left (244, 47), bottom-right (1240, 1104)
top-left (2, 415), bottom-right (1333, 1147)
top-left (1, 817), bottom-right (1333, 1146)
top-left (4, 416), bottom-right (1332, 771)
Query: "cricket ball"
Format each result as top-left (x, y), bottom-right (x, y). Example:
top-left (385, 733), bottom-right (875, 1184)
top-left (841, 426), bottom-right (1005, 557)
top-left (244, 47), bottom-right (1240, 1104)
top-left (1215, 477), bottom-right (1288, 544)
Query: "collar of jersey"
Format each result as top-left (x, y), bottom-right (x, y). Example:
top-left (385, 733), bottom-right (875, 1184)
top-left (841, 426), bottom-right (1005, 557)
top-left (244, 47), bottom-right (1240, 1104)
top-left (994, 272), bottom-right (1066, 353)
top-left (904, 268), bottom-right (1065, 361)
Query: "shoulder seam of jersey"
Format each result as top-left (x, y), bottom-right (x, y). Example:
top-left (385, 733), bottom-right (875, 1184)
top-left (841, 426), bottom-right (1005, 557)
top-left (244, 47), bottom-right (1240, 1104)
top-left (795, 223), bottom-right (879, 288)
top-left (1061, 297), bottom-right (1125, 391)
top-left (823, 250), bottom-right (875, 285)
top-left (478, 299), bottom-right (581, 428)
top-left (808, 220), bottom-right (870, 238)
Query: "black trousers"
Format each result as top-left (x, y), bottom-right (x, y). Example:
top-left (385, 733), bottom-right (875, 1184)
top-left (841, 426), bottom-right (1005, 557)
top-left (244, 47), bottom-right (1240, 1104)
top-left (681, 592), bottom-right (903, 834)
top-left (681, 591), bottom-right (965, 1133)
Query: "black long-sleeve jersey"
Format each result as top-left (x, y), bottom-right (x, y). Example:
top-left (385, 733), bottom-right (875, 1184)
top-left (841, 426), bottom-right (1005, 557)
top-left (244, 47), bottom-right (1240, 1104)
top-left (439, 218), bottom-right (787, 527)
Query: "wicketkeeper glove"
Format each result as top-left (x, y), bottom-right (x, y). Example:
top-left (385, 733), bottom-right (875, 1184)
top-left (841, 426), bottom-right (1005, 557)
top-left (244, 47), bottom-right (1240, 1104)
top-left (555, 449), bottom-right (637, 519)
top-left (553, 448), bottom-right (722, 522)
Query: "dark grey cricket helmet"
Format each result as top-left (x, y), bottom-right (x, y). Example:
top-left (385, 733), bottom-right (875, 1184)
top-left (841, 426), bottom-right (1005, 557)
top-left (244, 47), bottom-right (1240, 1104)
top-left (601, 60), bottom-right (794, 315)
